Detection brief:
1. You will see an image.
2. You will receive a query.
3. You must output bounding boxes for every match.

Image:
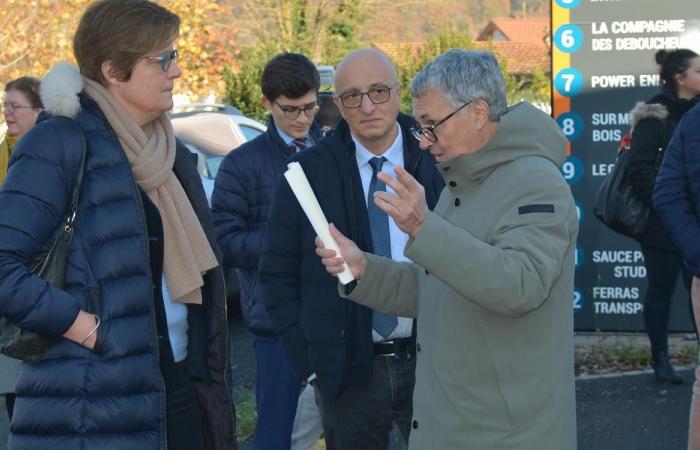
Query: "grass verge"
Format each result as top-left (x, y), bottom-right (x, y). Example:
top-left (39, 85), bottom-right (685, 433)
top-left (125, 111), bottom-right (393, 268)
top-left (234, 387), bottom-right (256, 443)
top-left (575, 336), bottom-right (698, 376)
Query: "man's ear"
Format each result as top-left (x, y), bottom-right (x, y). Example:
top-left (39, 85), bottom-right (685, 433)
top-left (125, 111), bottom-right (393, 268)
top-left (471, 99), bottom-right (492, 129)
top-left (101, 61), bottom-right (123, 87)
top-left (262, 96), bottom-right (273, 111)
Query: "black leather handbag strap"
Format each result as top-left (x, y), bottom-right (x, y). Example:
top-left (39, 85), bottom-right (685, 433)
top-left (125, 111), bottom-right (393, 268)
top-left (59, 117), bottom-right (88, 232)
top-left (28, 117), bottom-right (87, 281)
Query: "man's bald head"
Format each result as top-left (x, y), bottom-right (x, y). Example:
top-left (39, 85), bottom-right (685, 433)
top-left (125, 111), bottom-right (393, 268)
top-left (331, 48), bottom-right (402, 155)
top-left (334, 48), bottom-right (398, 92)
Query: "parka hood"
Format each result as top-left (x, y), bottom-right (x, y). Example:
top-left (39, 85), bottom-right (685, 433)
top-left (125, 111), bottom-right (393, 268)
top-left (628, 86), bottom-right (696, 132)
top-left (629, 101), bottom-right (668, 131)
top-left (40, 62), bottom-right (84, 118)
top-left (437, 102), bottom-right (566, 183)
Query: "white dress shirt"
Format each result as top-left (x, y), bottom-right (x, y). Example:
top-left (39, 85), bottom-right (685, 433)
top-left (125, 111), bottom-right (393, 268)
top-left (276, 123), bottom-right (311, 150)
top-left (162, 275), bottom-right (188, 362)
top-left (352, 124), bottom-right (413, 342)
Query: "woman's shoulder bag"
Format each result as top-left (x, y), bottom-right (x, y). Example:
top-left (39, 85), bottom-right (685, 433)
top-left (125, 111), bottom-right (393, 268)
top-left (0, 118), bottom-right (87, 363)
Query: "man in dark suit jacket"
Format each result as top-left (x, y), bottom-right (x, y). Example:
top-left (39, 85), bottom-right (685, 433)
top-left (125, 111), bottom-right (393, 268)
top-left (258, 48), bottom-right (444, 449)
top-left (211, 53), bottom-right (322, 450)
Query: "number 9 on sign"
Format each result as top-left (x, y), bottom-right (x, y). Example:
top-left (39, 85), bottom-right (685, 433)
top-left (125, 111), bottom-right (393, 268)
top-left (554, 68), bottom-right (584, 97)
top-left (561, 155), bottom-right (583, 184)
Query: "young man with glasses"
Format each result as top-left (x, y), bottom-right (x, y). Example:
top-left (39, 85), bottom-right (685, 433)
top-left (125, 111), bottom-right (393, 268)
top-left (258, 48), bottom-right (444, 449)
top-left (315, 49), bottom-right (578, 450)
top-left (211, 52), bottom-right (322, 450)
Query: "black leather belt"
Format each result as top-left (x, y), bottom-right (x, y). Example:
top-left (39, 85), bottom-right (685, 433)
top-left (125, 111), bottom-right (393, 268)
top-left (373, 338), bottom-right (414, 357)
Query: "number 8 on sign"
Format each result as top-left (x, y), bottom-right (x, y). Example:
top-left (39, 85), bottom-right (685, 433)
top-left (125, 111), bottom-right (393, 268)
top-left (554, 68), bottom-right (584, 97)
top-left (556, 112), bottom-right (584, 141)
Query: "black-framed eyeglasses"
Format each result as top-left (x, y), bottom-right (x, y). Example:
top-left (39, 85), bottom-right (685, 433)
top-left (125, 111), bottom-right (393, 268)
top-left (274, 101), bottom-right (319, 120)
top-left (410, 102), bottom-right (471, 143)
top-left (336, 83), bottom-right (399, 109)
top-left (2, 102), bottom-right (36, 112)
top-left (142, 49), bottom-right (179, 72)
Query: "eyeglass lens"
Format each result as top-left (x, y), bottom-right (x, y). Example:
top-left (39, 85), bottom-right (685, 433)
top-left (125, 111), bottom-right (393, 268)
top-left (340, 85), bottom-right (393, 108)
top-left (160, 49), bottom-right (178, 71)
top-left (278, 103), bottom-right (318, 120)
top-left (2, 103), bottom-right (31, 112)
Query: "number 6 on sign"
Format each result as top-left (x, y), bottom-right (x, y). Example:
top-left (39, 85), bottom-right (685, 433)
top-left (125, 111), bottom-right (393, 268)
top-left (554, 25), bottom-right (583, 53)
top-left (554, 68), bottom-right (584, 97)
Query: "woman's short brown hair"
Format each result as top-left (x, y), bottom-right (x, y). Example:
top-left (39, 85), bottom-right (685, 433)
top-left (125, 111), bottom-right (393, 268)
top-left (73, 0), bottom-right (180, 85)
top-left (5, 77), bottom-right (42, 109)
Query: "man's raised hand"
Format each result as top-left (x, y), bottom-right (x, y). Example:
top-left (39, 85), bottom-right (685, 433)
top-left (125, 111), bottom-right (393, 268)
top-left (374, 166), bottom-right (428, 237)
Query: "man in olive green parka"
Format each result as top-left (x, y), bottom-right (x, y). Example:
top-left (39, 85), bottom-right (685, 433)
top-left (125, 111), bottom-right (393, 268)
top-left (316, 49), bottom-right (578, 450)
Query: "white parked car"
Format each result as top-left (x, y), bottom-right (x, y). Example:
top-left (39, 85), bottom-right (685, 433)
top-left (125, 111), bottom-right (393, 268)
top-left (170, 105), bottom-right (267, 318)
top-left (170, 106), bottom-right (267, 203)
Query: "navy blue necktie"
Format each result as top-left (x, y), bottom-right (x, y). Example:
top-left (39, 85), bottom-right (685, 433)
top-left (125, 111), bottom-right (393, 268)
top-left (367, 156), bottom-right (398, 338)
top-left (293, 137), bottom-right (307, 152)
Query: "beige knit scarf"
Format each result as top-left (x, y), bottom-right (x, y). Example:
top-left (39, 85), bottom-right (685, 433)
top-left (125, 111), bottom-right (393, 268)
top-left (83, 78), bottom-right (218, 304)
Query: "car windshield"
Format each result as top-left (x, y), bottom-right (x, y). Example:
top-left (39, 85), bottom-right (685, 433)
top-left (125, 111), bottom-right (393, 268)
top-left (206, 156), bottom-right (225, 178)
top-left (240, 125), bottom-right (263, 141)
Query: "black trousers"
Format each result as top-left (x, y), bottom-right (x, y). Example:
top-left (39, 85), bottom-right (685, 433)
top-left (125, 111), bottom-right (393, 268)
top-left (165, 359), bottom-right (205, 450)
top-left (313, 350), bottom-right (416, 450)
top-left (641, 244), bottom-right (694, 354)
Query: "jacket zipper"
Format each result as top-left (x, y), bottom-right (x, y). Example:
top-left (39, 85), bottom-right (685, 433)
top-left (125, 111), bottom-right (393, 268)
top-left (132, 173), bottom-right (168, 450)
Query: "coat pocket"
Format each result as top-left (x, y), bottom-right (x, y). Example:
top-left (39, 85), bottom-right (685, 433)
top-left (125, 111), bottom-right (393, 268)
top-left (86, 287), bottom-right (103, 354)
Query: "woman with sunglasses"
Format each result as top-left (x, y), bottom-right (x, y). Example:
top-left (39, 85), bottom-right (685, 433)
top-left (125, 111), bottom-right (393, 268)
top-left (0, 1), bottom-right (235, 449)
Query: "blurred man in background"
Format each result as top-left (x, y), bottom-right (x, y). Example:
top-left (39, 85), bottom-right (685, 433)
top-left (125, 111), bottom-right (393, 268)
top-left (211, 52), bottom-right (322, 450)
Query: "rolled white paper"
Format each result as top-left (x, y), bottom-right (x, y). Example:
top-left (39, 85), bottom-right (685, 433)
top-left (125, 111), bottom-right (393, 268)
top-left (284, 162), bottom-right (355, 285)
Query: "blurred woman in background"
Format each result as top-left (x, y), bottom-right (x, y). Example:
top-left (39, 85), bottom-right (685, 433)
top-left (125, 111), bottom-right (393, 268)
top-left (627, 48), bottom-right (700, 383)
top-left (1, 77), bottom-right (42, 183)
top-left (0, 76), bottom-right (42, 422)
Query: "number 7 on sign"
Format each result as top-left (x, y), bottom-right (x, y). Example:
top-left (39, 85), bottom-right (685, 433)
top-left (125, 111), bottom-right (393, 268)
top-left (562, 74), bottom-right (575, 91)
top-left (555, 68), bottom-right (584, 97)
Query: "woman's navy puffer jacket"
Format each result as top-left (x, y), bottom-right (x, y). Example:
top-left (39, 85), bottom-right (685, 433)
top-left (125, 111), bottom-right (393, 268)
top-left (0, 88), bottom-right (235, 449)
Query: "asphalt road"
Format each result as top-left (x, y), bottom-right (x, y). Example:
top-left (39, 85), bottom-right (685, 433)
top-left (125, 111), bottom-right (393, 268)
top-left (0, 321), bottom-right (695, 450)
top-left (577, 369), bottom-right (693, 450)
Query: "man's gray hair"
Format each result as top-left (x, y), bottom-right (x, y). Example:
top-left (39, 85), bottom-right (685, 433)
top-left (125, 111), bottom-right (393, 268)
top-left (410, 49), bottom-right (508, 121)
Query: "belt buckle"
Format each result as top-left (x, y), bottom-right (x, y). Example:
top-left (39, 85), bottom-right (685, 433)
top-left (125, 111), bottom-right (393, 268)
top-left (374, 340), bottom-right (395, 357)
top-left (375, 340), bottom-right (413, 359)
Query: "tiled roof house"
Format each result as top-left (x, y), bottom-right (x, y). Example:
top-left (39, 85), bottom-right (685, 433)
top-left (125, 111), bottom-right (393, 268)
top-left (372, 17), bottom-right (551, 75)
top-left (475, 17), bottom-right (550, 73)
top-left (476, 17), bottom-right (550, 43)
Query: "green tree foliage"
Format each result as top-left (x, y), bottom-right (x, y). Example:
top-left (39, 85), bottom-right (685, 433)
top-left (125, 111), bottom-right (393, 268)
top-left (222, 43), bottom-right (278, 122)
top-left (395, 27), bottom-right (476, 112)
top-left (394, 26), bottom-right (550, 113)
top-left (222, 0), bottom-right (373, 121)
top-left (0, 0), bottom-right (237, 101)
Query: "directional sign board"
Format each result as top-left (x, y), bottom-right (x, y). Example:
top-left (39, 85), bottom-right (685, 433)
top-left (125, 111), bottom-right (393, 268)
top-left (551, 0), bottom-right (700, 331)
